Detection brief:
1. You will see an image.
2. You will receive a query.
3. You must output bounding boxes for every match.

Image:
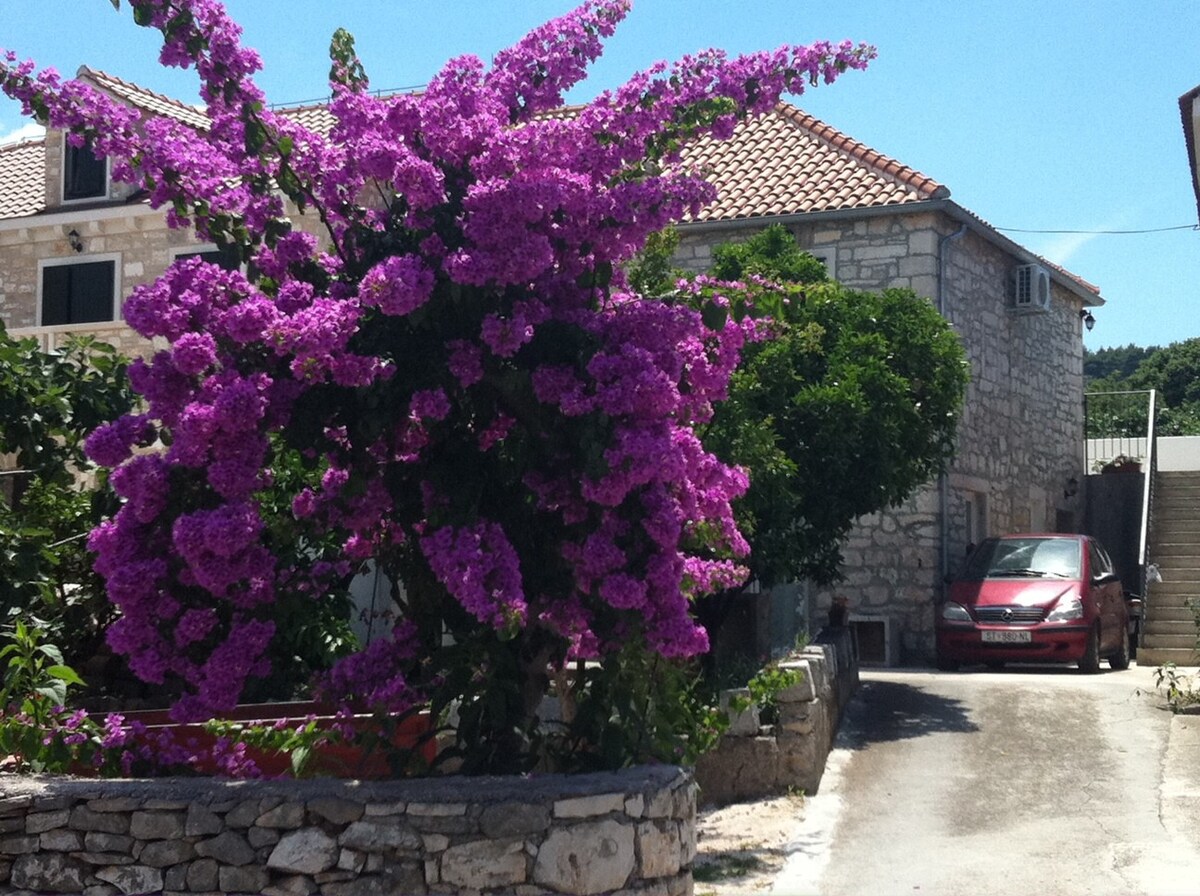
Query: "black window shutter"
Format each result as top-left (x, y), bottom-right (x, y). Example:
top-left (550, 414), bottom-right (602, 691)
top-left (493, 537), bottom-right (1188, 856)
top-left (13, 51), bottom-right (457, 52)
top-left (63, 140), bottom-right (107, 201)
top-left (41, 265), bottom-right (72, 325)
top-left (71, 261), bottom-right (115, 323)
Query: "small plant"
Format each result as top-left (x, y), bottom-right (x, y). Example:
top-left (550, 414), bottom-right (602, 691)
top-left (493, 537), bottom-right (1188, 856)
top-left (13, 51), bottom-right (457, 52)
top-left (746, 662), bottom-right (805, 726)
top-left (1094, 453), bottom-right (1143, 473)
top-left (1153, 663), bottom-right (1200, 714)
top-left (694, 853), bottom-right (770, 882)
top-left (0, 618), bottom-right (85, 725)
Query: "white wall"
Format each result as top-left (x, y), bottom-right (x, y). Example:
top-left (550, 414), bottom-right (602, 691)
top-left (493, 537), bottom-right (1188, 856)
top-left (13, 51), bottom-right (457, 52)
top-left (1158, 436), bottom-right (1200, 472)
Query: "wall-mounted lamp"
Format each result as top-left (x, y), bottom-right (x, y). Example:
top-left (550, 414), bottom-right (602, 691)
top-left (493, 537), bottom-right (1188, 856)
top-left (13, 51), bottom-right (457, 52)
top-left (66, 229), bottom-right (84, 253)
top-left (1063, 476), bottom-right (1079, 499)
top-left (1079, 309), bottom-right (1096, 332)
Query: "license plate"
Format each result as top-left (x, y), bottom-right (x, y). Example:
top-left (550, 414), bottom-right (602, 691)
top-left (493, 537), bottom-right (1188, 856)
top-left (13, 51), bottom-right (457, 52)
top-left (982, 630), bottom-right (1031, 644)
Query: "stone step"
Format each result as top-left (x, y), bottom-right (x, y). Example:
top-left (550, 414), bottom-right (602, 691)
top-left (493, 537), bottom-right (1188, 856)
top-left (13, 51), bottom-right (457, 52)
top-left (1139, 633), bottom-right (1200, 650)
top-left (1154, 510), bottom-right (1200, 522)
top-left (1143, 620), bottom-right (1200, 637)
top-left (1145, 563), bottom-right (1200, 581)
top-left (1136, 647), bottom-right (1200, 667)
top-left (1144, 596), bottom-right (1199, 612)
top-left (1156, 472), bottom-right (1200, 484)
top-left (1154, 506), bottom-right (1200, 517)
top-left (1144, 604), bottom-right (1199, 623)
top-left (1154, 492), bottom-right (1200, 504)
top-left (1151, 542), bottom-right (1200, 557)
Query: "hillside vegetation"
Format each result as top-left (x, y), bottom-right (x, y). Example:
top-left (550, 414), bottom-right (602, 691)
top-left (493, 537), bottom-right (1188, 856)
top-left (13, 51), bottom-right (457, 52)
top-left (1085, 339), bottom-right (1200, 436)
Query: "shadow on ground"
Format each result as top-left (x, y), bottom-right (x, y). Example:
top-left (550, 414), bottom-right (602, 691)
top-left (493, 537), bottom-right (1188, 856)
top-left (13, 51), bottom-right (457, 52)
top-left (841, 679), bottom-right (979, 745)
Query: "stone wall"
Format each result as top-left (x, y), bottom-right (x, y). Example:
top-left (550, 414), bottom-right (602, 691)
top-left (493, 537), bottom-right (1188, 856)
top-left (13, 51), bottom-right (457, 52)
top-left (694, 627), bottom-right (857, 806)
top-left (677, 213), bottom-right (1088, 662)
top-left (0, 765), bottom-right (696, 896)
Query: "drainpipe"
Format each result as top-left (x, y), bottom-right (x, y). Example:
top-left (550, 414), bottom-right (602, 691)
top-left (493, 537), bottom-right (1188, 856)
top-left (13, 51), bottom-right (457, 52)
top-left (936, 224), bottom-right (968, 595)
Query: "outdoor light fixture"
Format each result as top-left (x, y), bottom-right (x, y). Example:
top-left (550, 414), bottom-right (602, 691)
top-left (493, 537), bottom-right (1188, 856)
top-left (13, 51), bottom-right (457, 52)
top-left (66, 229), bottom-right (84, 253)
top-left (1079, 309), bottom-right (1096, 331)
top-left (1063, 476), bottom-right (1079, 499)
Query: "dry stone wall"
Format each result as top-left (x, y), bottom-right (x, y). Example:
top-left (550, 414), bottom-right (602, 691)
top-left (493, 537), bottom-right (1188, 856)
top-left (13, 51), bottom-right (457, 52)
top-left (694, 627), bottom-right (857, 806)
top-left (0, 765), bottom-right (696, 896)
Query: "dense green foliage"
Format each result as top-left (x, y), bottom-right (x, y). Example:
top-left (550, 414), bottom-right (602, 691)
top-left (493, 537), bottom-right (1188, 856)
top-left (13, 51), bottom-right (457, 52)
top-left (1085, 339), bottom-right (1200, 437)
top-left (0, 332), bottom-right (135, 660)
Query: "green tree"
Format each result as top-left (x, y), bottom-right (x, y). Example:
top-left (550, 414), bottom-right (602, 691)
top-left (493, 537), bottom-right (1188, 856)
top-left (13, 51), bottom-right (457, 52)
top-left (1084, 343), bottom-right (1157, 383)
top-left (637, 224), bottom-right (970, 587)
top-left (1084, 339), bottom-right (1200, 437)
top-left (0, 331), bottom-right (135, 661)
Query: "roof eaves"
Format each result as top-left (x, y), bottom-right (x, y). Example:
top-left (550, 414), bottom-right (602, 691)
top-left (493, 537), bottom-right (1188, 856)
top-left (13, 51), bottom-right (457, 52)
top-left (1180, 84), bottom-right (1200, 225)
top-left (678, 198), bottom-right (1104, 306)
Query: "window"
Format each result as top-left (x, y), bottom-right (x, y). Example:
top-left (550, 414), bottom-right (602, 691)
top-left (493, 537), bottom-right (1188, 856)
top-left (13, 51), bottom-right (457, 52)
top-left (63, 137), bottom-right (108, 202)
top-left (173, 243), bottom-right (243, 272)
top-left (964, 490), bottom-right (988, 548)
top-left (40, 258), bottom-right (118, 325)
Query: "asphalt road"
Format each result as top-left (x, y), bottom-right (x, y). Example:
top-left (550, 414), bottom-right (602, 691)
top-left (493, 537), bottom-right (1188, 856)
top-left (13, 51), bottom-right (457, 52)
top-left (772, 663), bottom-right (1200, 896)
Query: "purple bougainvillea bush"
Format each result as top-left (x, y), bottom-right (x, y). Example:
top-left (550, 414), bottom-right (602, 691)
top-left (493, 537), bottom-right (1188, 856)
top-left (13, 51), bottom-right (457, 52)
top-left (1, 0), bottom-right (871, 771)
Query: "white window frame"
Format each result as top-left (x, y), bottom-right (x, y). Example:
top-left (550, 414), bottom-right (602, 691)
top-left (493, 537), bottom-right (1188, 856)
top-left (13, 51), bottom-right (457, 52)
top-left (37, 252), bottom-right (123, 327)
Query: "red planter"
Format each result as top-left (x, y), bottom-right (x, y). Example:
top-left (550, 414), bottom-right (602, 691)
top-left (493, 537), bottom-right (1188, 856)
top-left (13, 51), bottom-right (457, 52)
top-left (113, 701), bottom-right (437, 778)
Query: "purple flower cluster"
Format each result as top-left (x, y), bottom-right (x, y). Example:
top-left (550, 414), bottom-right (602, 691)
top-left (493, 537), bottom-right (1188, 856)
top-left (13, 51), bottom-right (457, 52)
top-left (1, 1), bottom-right (871, 716)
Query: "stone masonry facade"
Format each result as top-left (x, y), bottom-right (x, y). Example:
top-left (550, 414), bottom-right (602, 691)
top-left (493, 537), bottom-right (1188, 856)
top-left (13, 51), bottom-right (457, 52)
top-left (676, 210), bottom-right (1087, 662)
top-left (0, 765), bottom-right (696, 896)
top-left (695, 627), bottom-right (858, 805)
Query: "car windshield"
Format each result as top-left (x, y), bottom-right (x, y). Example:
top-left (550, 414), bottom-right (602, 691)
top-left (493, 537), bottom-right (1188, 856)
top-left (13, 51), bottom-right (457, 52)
top-left (962, 537), bottom-right (1081, 580)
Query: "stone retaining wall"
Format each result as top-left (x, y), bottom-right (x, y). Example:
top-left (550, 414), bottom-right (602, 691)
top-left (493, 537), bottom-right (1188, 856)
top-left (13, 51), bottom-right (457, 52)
top-left (0, 765), bottom-right (695, 896)
top-left (694, 627), bottom-right (858, 806)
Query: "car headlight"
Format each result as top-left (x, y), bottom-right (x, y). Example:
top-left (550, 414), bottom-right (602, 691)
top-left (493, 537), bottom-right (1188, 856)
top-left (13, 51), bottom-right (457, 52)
top-left (941, 602), bottom-right (972, 622)
top-left (1047, 596), bottom-right (1084, 622)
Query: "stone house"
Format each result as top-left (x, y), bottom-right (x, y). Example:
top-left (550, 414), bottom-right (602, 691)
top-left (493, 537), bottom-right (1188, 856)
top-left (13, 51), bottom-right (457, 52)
top-left (672, 104), bottom-right (1103, 663)
top-left (0, 71), bottom-right (1105, 664)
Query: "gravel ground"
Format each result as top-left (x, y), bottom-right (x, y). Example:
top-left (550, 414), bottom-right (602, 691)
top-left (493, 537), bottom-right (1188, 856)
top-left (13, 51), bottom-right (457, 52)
top-left (693, 793), bottom-right (804, 895)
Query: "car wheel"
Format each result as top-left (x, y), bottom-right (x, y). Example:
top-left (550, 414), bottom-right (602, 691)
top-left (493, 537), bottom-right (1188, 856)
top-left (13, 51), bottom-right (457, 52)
top-left (1109, 625), bottom-right (1131, 670)
top-left (1078, 625), bottom-right (1101, 674)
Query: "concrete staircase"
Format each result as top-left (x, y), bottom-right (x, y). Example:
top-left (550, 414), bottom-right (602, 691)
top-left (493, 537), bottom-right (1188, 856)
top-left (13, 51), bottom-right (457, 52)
top-left (1140, 470), bottom-right (1200, 667)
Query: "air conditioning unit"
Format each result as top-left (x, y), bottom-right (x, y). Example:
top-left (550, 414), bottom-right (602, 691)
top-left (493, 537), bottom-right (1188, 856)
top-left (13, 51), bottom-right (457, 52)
top-left (1013, 263), bottom-right (1051, 312)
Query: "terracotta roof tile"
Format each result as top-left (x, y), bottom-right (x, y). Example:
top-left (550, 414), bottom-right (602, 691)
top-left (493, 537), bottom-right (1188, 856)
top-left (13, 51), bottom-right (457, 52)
top-left (277, 102), bottom-right (335, 135)
top-left (0, 138), bottom-right (46, 219)
top-left (683, 103), bottom-right (948, 222)
top-left (0, 81), bottom-right (1099, 299)
top-left (79, 67), bottom-right (210, 131)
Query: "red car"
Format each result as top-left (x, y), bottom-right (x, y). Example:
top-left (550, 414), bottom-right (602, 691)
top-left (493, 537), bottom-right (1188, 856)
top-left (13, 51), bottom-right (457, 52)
top-left (935, 533), bottom-right (1131, 673)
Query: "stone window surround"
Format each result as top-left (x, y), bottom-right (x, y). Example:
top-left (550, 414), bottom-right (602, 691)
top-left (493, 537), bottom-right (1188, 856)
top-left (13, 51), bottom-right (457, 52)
top-left (36, 251), bottom-right (122, 327)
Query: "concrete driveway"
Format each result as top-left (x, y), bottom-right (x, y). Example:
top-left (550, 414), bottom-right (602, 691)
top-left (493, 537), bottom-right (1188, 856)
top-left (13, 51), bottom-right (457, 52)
top-left (771, 662), bottom-right (1200, 896)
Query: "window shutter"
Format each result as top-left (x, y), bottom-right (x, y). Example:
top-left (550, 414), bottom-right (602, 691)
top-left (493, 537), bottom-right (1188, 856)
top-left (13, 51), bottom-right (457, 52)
top-left (71, 261), bottom-right (115, 323)
top-left (41, 264), bottom-right (72, 325)
top-left (64, 139), bottom-right (107, 201)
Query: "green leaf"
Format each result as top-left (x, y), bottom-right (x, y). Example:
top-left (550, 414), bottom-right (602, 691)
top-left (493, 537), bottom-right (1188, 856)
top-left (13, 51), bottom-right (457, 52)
top-left (46, 664), bottom-right (85, 687)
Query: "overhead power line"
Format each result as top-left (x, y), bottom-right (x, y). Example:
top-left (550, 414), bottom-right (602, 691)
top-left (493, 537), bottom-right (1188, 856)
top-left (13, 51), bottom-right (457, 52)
top-left (995, 224), bottom-right (1198, 235)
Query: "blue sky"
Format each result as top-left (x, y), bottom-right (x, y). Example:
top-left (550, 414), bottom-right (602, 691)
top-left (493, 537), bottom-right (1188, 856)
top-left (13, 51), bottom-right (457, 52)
top-left (1, 1), bottom-right (1196, 350)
